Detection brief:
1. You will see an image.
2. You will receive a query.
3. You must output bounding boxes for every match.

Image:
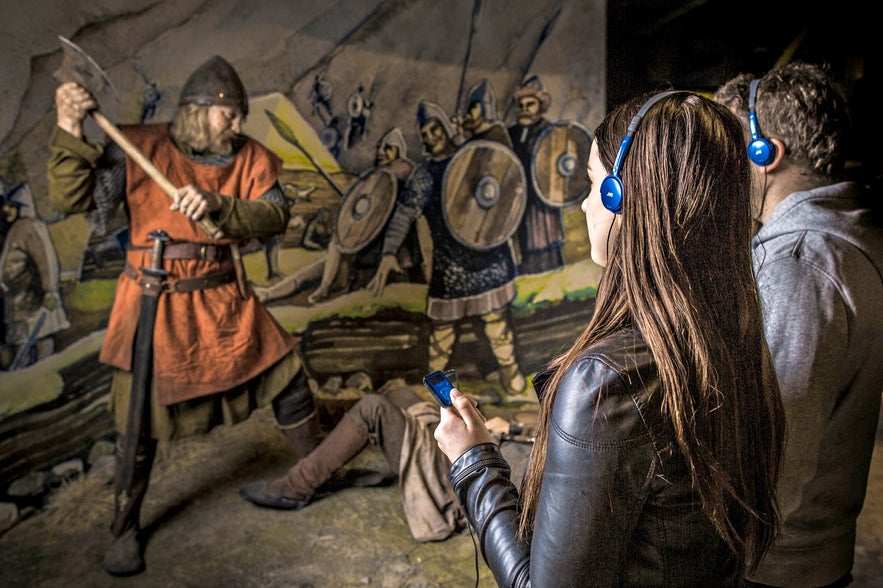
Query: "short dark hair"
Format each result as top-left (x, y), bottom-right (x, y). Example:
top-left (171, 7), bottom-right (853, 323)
top-left (715, 62), bottom-right (851, 181)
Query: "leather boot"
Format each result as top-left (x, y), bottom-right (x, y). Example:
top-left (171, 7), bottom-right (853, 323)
top-left (102, 437), bottom-right (156, 577)
top-left (319, 468), bottom-right (393, 493)
top-left (240, 414), bottom-right (371, 510)
top-left (280, 411), bottom-right (323, 459)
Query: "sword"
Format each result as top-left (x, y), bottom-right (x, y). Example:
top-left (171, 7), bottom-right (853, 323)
top-left (116, 229), bottom-right (169, 508)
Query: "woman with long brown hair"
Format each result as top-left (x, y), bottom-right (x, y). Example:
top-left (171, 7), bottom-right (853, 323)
top-left (435, 91), bottom-right (786, 586)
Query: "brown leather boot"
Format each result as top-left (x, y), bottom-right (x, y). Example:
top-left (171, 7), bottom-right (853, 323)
top-left (281, 411), bottom-right (391, 492)
top-left (240, 414), bottom-right (372, 510)
top-left (102, 437), bottom-right (156, 577)
top-left (280, 411), bottom-right (323, 459)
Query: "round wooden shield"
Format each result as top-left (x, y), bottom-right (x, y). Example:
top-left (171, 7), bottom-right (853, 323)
top-left (441, 140), bottom-right (527, 250)
top-left (531, 120), bottom-right (593, 207)
top-left (333, 167), bottom-right (397, 254)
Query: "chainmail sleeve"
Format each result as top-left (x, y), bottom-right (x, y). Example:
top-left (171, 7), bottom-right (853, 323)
top-left (86, 141), bottom-right (127, 237)
top-left (381, 164), bottom-right (431, 256)
top-left (258, 183), bottom-right (287, 207)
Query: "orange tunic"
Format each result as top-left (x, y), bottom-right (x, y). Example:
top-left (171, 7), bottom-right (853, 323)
top-left (98, 124), bottom-right (296, 406)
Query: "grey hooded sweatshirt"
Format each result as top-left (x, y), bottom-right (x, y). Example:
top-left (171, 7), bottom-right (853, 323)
top-left (747, 181), bottom-right (883, 587)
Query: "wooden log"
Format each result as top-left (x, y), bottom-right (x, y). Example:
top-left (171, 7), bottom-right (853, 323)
top-left (300, 297), bottom-right (596, 384)
top-left (301, 308), bottom-right (427, 385)
top-left (0, 354), bottom-right (114, 486)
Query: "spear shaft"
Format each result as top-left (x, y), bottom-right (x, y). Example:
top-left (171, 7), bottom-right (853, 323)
top-left (503, 2), bottom-right (563, 121)
top-left (455, 0), bottom-right (485, 115)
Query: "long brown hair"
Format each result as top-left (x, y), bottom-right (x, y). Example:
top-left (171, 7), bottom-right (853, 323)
top-left (517, 92), bottom-right (785, 572)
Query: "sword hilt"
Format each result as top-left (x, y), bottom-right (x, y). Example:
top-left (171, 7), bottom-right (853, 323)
top-left (147, 229), bottom-right (171, 271)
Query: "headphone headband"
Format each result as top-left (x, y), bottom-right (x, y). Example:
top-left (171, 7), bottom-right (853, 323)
top-left (600, 90), bottom-right (682, 214)
top-left (746, 78), bottom-right (775, 166)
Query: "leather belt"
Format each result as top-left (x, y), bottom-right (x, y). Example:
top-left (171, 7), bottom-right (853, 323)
top-left (128, 242), bottom-right (230, 262)
top-left (124, 260), bottom-right (236, 293)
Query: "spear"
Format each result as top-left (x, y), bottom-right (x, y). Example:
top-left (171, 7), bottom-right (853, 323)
top-left (455, 0), bottom-right (485, 115)
top-left (503, 1), bottom-right (563, 121)
top-left (265, 109), bottom-right (346, 196)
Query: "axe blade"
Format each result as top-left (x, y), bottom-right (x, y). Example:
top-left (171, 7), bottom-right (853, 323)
top-left (54, 35), bottom-right (120, 102)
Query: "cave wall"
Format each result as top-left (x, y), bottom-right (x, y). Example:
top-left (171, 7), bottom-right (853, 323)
top-left (0, 0), bottom-right (605, 229)
top-left (0, 0), bottom-right (604, 390)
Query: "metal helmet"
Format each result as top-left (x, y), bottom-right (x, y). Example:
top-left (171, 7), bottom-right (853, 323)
top-left (417, 100), bottom-right (456, 139)
top-left (178, 56), bottom-right (248, 115)
top-left (513, 74), bottom-right (551, 111)
top-left (378, 127), bottom-right (407, 159)
top-left (465, 79), bottom-right (497, 121)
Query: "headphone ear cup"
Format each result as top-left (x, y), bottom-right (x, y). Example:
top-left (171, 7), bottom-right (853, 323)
top-left (600, 174), bottom-right (623, 214)
top-left (748, 137), bottom-right (776, 166)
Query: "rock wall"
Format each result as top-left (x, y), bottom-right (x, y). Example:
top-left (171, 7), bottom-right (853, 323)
top-left (0, 0), bottom-right (604, 489)
top-left (0, 0), bottom-right (605, 233)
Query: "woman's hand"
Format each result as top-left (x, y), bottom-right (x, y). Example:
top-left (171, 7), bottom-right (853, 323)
top-left (435, 388), bottom-right (494, 463)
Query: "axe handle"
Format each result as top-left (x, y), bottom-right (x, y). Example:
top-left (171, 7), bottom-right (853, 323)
top-left (92, 111), bottom-right (225, 239)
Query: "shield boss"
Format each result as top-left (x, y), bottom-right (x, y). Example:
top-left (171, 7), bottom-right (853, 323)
top-left (531, 120), bottom-right (593, 207)
top-left (333, 167), bottom-right (397, 254)
top-left (442, 140), bottom-right (526, 250)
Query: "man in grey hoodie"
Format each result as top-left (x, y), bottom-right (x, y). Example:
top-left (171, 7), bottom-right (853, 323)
top-left (715, 62), bottom-right (883, 587)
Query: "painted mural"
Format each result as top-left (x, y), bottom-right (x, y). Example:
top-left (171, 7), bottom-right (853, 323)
top-left (0, 0), bottom-right (605, 488)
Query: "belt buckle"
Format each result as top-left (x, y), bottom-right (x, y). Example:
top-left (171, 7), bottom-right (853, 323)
top-left (199, 244), bottom-right (209, 260)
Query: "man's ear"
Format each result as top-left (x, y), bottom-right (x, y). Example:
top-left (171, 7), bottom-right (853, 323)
top-left (764, 138), bottom-right (787, 171)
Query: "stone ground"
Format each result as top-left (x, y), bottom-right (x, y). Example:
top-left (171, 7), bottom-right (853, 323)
top-left (1, 388), bottom-right (881, 587)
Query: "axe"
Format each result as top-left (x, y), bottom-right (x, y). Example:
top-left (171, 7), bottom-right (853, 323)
top-left (53, 35), bottom-right (224, 240)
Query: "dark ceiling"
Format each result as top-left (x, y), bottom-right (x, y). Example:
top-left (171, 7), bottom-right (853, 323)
top-left (607, 0), bottom-right (877, 171)
top-left (608, 0), bottom-right (872, 95)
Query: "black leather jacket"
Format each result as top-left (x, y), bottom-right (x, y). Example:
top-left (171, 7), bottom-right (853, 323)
top-left (449, 329), bottom-right (741, 587)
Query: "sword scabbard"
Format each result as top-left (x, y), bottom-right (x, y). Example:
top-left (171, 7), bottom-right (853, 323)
top-left (118, 230), bottom-right (169, 496)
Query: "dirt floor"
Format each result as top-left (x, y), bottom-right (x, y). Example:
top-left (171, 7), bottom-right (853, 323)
top-left (1, 387), bottom-right (882, 588)
top-left (0, 380), bottom-right (534, 588)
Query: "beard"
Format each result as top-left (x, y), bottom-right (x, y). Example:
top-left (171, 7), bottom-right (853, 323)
top-left (206, 130), bottom-right (235, 155)
top-left (170, 104), bottom-right (235, 155)
top-left (461, 116), bottom-right (479, 132)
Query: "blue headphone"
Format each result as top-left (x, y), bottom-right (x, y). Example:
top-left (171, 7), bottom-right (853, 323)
top-left (747, 78), bottom-right (776, 166)
top-left (599, 90), bottom-right (681, 214)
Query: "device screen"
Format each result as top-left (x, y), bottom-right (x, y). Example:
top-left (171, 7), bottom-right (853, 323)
top-left (423, 370), bottom-right (455, 406)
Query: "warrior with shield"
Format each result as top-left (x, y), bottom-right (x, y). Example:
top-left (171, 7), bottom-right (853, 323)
top-left (368, 101), bottom-right (527, 398)
top-left (508, 75), bottom-right (592, 274)
top-left (252, 127), bottom-right (424, 305)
